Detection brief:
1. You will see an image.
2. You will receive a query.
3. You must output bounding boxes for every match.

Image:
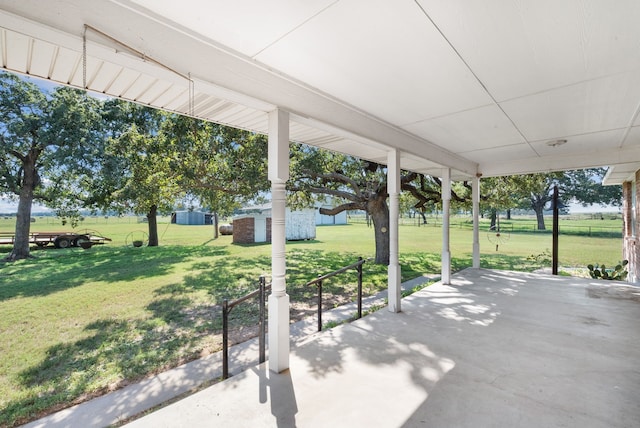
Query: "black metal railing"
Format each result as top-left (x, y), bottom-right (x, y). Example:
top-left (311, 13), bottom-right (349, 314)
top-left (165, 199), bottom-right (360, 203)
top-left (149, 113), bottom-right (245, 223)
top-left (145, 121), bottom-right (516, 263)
top-left (305, 257), bottom-right (367, 332)
top-left (222, 275), bottom-right (270, 379)
top-left (221, 257), bottom-right (368, 379)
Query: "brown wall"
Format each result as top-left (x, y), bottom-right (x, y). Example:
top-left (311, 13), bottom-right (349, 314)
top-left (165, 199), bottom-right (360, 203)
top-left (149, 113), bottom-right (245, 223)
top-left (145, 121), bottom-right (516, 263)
top-left (232, 217), bottom-right (255, 244)
top-left (266, 218), bottom-right (272, 243)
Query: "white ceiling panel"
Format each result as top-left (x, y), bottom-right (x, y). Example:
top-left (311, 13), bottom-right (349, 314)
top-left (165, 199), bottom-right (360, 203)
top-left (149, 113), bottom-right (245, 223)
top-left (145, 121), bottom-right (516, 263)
top-left (400, 153), bottom-right (443, 174)
top-left (4, 30), bottom-right (29, 71)
top-left (152, 85), bottom-right (187, 109)
top-left (462, 143), bottom-right (538, 166)
top-left (403, 104), bottom-right (525, 153)
top-left (500, 72), bottom-right (640, 142)
top-left (604, 162), bottom-right (640, 184)
top-left (48, 46), bottom-right (80, 83)
top-left (88, 61), bottom-right (124, 93)
top-left (28, 39), bottom-right (56, 77)
top-left (105, 68), bottom-right (142, 97)
top-left (622, 126), bottom-right (640, 148)
top-left (133, 80), bottom-right (170, 105)
top-left (233, 113), bottom-right (267, 133)
top-left (419, 0), bottom-right (640, 101)
top-left (529, 129), bottom-right (625, 158)
top-left (255, 0), bottom-right (492, 125)
top-left (320, 140), bottom-right (387, 164)
top-left (121, 74), bottom-right (156, 101)
top-left (213, 103), bottom-right (256, 124)
top-left (161, 88), bottom-right (189, 112)
top-left (191, 97), bottom-right (226, 117)
top-left (130, 0), bottom-right (337, 58)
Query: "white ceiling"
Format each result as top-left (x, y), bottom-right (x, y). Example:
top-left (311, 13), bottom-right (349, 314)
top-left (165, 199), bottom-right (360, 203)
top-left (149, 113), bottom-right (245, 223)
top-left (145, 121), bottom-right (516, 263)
top-left (1, 0), bottom-right (640, 183)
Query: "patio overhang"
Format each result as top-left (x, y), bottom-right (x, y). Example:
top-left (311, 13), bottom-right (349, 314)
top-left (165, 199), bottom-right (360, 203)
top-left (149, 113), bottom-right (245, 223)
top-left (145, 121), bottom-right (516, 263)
top-left (2, 1), bottom-right (640, 180)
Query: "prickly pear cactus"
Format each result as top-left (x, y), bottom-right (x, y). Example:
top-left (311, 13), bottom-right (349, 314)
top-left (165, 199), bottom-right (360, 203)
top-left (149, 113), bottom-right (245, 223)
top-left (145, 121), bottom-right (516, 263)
top-left (587, 260), bottom-right (628, 281)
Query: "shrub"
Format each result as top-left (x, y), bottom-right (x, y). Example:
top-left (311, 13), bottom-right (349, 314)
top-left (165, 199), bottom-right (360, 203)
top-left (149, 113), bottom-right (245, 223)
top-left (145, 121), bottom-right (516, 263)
top-left (587, 260), bottom-right (628, 281)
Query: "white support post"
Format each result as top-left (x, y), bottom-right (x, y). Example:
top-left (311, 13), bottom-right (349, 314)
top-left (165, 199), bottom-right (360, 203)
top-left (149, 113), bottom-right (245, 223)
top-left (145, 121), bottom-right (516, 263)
top-left (387, 149), bottom-right (401, 313)
top-left (472, 175), bottom-right (481, 269)
top-left (441, 168), bottom-right (451, 284)
top-left (268, 109), bottom-right (290, 373)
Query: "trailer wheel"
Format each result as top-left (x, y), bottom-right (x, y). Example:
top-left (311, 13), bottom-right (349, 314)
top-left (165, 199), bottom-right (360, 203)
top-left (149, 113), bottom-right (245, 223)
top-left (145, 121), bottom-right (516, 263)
top-left (53, 236), bottom-right (71, 249)
top-left (72, 235), bottom-right (90, 247)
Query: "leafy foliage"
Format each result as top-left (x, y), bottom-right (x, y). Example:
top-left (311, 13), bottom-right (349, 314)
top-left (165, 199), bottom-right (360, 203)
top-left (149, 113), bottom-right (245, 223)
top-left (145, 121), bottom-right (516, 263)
top-left (90, 101), bottom-right (270, 245)
top-left (0, 72), bottom-right (103, 259)
top-left (497, 170), bottom-right (621, 230)
top-left (165, 115), bottom-right (269, 217)
top-left (587, 260), bottom-right (628, 281)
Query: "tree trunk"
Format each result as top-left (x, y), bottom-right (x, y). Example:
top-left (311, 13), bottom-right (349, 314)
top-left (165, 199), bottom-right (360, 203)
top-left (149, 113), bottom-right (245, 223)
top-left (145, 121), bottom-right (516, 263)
top-left (368, 195), bottom-right (390, 265)
top-left (533, 203), bottom-right (546, 230)
top-left (506, 209), bottom-right (511, 220)
top-left (147, 205), bottom-right (159, 246)
top-left (489, 209), bottom-right (497, 230)
top-left (214, 212), bottom-right (219, 239)
top-left (419, 211), bottom-right (427, 225)
top-left (6, 154), bottom-right (38, 261)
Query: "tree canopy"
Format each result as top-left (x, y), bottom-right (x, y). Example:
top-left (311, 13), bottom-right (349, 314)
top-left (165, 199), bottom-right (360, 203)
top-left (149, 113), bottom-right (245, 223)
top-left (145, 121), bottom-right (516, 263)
top-left (0, 72), bottom-right (102, 260)
top-left (90, 100), bottom-right (270, 246)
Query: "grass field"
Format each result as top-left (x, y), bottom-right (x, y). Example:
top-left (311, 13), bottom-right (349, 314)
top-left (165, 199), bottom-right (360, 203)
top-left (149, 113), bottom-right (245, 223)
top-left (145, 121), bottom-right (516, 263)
top-left (0, 215), bottom-right (625, 426)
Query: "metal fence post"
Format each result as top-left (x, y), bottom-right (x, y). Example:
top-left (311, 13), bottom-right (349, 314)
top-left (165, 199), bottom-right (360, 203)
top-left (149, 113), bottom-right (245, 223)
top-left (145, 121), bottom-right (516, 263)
top-left (317, 275), bottom-right (323, 332)
top-left (258, 275), bottom-right (266, 364)
top-left (357, 257), bottom-right (363, 319)
top-left (222, 299), bottom-right (229, 379)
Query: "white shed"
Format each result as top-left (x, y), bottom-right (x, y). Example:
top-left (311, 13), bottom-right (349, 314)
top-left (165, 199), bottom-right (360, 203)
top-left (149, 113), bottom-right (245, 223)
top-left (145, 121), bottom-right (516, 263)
top-left (232, 204), bottom-right (316, 243)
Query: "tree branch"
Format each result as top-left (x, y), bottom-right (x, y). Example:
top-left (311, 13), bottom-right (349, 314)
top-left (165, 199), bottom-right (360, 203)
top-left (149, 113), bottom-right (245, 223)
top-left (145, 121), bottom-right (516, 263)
top-left (319, 202), bottom-right (364, 215)
top-left (289, 184), bottom-right (359, 202)
top-left (300, 170), bottom-right (363, 198)
top-left (7, 149), bottom-right (25, 163)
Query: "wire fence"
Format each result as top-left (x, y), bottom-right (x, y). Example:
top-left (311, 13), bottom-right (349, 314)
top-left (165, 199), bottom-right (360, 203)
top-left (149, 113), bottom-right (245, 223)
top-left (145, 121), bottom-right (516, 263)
top-left (347, 215), bottom-right (622, 238)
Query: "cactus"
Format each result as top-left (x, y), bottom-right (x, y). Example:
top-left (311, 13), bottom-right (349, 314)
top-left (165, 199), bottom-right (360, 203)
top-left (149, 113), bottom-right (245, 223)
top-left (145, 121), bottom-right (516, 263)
top-left (587, 260), bottom-right (628, 281)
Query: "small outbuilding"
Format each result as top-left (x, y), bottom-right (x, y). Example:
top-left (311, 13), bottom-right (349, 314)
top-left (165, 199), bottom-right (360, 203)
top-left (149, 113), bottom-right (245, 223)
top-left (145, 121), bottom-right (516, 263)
top-left (174, 211), bottom-right (212, 225)
top-left (233, 204), bottom-right (316, 244)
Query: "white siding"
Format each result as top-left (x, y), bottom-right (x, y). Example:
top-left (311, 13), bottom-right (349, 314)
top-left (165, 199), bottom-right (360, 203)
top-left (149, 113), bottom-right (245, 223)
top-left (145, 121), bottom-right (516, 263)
top-left (286, 208), bottom-right (316, 240)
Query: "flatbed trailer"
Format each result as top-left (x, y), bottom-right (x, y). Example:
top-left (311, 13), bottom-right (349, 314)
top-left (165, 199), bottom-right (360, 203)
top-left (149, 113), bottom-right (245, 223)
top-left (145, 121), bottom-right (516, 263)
top-left (0, 230), bottom-right (112, 249)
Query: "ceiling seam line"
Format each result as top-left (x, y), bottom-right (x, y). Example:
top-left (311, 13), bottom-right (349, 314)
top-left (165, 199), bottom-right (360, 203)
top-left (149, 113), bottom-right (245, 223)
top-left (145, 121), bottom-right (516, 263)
top-left (251, 0), bottom-right (341, 58)
top-left (400, 102), bottom-right (495, 127)
top-left (115, 0), bottom-right (474, 169)
top-left (413, 0), bottom-right (540, 157)
top-left (616, 97), bottom-right (640, 149)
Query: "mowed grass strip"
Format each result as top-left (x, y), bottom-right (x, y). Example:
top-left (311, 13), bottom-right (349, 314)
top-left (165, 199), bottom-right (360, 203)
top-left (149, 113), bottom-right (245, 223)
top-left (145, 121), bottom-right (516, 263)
top-left (0, 219), bottom-right (623, 426)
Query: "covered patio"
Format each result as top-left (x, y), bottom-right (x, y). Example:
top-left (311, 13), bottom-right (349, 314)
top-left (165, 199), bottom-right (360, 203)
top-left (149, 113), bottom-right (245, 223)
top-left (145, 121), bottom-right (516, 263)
top-left (2, 1), bottom-right (640, 425)
top-left (125, 268), bottom-right (640, 427)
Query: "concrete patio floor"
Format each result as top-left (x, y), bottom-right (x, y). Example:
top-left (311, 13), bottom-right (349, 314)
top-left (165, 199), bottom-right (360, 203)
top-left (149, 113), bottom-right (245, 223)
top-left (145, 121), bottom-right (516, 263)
top-left (125, 268), bottom-right (640, 427)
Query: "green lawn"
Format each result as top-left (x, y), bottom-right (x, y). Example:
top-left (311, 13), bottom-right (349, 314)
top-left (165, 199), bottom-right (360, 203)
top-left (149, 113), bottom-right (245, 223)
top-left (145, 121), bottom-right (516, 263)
top-left (0, 217), bottom-right (624, 426)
